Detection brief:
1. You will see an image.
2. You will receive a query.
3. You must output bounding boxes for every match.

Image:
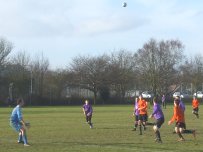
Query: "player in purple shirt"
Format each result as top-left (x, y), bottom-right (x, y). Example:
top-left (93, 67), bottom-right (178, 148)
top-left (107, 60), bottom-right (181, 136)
top-left (82, 100), bottom-right (93, 128)
top-left (149, 97), bottom-right (165, 143)
top-left (162, 94), bottom-right (166, 109)
top-left (132, 96), bottom-right (139, 131)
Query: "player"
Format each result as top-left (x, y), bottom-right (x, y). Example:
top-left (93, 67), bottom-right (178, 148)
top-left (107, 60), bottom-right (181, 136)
top-left (192, 96), bottom-right (199, 118)
top-left (149, 97), bottom-right (164, 143)
top-left (10, 98), bottom-right (30, 146)
top-left (175, 96), bottom-right (185, 112)
top-left (168, 98), bottom-right (196, 141)
top-left (162, 94), bottom-right (166, 109)
top-left (138, 95), bottom-right (148, 135)
top-left (132, 96), bottom-right (139, 131)
top-left (82, 100), bottom-right (93, 128)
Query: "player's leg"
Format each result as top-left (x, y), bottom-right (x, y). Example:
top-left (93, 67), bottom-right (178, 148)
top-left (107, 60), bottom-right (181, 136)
top-left (142, 114), bottom-right (147, 130)
top-left (138, 115), bottom-right (142, 135)
top-left (153, 125), bottom-right (161, 143)
top-left (18, 132), bottom-right (23, 143)
top-left (88, 115), bottom-right (93, 128)
top-left (135, 115), bottom-right (138, 129)
top-left (86, 115), bottom-right (89, 123)
top-left (181, 129), bottom-right (196, 139)
top-left (153, 118), bottom-right (164, 143)
top-left (20, 128), bottom-right (30, 146)
top-left (193, 107), bottom-right (199, 118)
top-left (175, 125), bottom-right (185, 141)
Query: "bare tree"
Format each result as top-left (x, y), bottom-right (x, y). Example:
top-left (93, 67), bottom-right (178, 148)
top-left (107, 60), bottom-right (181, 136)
top-left (70, 55), bottom-right (109, 104)
top-left (11, 51), bottom-right (31, 67)
top-left (0, 38), bottom-right (13, 100)
top-left (32, 53), bottom-right (49, 97)
top-left (108, 50), bottom-right (136, 103)
top-left (135, 38), bottom-right (184, 95)
top-left (0, 38), bottom-right (13, 67)
top-left (180, 54), bottom-right (203, 93)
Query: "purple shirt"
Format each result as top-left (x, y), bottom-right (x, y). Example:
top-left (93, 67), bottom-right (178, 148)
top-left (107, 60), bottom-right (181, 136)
top-left (83, 104), bottom-right (93, 115)
top-left (179, 100), bottom-right (185, 112)
top-left (134, 102), bottom-right (139, 116)
top-left (152, 103), bottom-right (164, 120)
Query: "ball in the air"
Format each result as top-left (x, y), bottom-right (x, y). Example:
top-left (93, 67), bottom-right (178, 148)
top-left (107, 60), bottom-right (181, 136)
top-left (122, 2), bottom-right (127, 7)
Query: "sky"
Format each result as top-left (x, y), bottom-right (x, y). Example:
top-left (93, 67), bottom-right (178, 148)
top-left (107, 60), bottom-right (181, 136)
top-left (0, 0), bottom-right (203, 69)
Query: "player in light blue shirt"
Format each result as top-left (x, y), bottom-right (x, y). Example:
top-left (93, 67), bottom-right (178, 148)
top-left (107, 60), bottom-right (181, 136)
top-left (10, 98), bottom-right (30, 146)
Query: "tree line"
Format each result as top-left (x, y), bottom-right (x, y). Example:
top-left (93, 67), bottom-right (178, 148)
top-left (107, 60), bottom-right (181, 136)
top-left (0, 37), bottom-right (203, 106)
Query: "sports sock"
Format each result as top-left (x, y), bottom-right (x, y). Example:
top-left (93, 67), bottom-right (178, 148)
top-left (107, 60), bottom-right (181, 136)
top-left (143, 124), bottom-right (146, 130)
top-left (18, 134), bottom-right (22, 142)
top-left (156, 130), bottom-right (161, 140)
top-left (139, 125), bottom-right (142, 135)
top-left (177, 132), bottom-right (184, 139)
top-left (22, 134), bottom-right (28, 145)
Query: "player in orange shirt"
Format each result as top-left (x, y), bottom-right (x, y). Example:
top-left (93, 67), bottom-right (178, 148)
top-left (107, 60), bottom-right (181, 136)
top-left (138, 95), bottom-right (148, 135)
top-left (168, 98), bottom-right (196, 141)
top-left (192, 96), bottom-right (199, 118)
top-left (168, 98), bottom-right (186, 141)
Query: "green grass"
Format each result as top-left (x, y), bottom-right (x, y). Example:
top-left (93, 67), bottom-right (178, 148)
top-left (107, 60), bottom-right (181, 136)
top-left (0, 104), bottom-right (202, 152)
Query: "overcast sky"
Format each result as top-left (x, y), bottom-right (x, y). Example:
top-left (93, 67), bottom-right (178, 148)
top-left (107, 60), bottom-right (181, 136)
top-left (1, 0), bottom-right (203, 69)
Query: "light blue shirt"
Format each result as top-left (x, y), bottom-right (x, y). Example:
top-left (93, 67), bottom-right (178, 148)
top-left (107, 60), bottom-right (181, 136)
top-left (10, 105), bottom-right (23, 123)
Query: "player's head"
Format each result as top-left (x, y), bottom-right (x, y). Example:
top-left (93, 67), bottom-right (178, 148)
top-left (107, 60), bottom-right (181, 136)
top-left (17, 98), bottom-right (24, 106)
top-left (174, 98), bottom-right (180, 107)
top-left (139, 95), bottom-right (142, 100)
top-left (175, 96), bottom-right (180, 100)
top-left (85, 100), bottom-right (89, 105)
top-left (135, 96), bottom-right (139, 102)
top-left (153, 97), bottom-right (158, 104)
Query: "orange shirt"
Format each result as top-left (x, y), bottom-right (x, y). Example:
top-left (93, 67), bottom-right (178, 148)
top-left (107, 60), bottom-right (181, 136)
top-left (138, 99), bottom-right (147, 115)
top-left (170, 105), bottom-right (185, 123)
top-left (192, 99), bottom-right (199, 108)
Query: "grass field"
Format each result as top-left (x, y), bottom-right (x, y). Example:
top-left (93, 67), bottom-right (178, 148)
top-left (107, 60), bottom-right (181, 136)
top-left (0, 104), bottom-right (202, 152)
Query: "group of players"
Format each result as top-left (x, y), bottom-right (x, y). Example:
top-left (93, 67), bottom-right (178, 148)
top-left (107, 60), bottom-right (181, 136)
top-left (8, 94), bottom-right (199, 147)
top-left (82, 95), bottom-right (200, 143)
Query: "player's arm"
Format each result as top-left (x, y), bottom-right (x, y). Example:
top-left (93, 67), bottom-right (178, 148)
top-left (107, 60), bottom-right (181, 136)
top-left (21, 119), bottom-right (28, 129)
top-left (149, 106), bottom-right (158, 118)
top-left (17, 108), bottom-right (27, 129)
top-left (82, 108), bottom-right (86, 115)
top-left (168, 108), bottom-right (177, 125)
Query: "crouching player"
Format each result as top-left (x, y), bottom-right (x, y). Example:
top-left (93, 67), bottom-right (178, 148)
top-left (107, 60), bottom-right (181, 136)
top-left (10, 98), bottom-right (30, 146)
top-left (132, 96), bottom-right (139, 131)
top-left (149, 97), bottom-right (164, 143)
top-left (82, 100), bottom-right (93, 128)
top-left (192, 96), bottom-right (199, 118)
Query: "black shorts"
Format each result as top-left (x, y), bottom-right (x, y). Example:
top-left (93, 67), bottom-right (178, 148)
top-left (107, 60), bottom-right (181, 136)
top-left (175, 122), bottom-right (186, 129)
top-left (193, 107), bottom-right (199, 112)
top-left (134, 115), bottom-right (139, 121)
top-left (155, 117), bottom-right (164, 128)
top-left (138, 114), bottom-right (147, 122)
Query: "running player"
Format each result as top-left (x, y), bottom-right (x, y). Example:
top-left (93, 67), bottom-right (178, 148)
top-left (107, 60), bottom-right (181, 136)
top-left (138, 95), bottom-right (148, 135)
top-left (132, 96), bottom-right (139, 131)
top-left (149, 97), bottom-right (164, 143)
top-left (82, 100), bottom-right (93, 128)
top-left (168, 98), bottom-right (196, 141)
top-left (10, 98), bottom-right (30, 146)
top-left (192, 96), bottom-right (199, 118)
